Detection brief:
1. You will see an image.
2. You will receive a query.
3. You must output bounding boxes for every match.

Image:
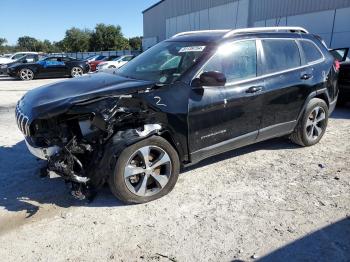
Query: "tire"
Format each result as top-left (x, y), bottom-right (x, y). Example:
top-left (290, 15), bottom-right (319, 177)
top-left (108, 136), bottom-right (180, 204)
top-left (71, 67), bottom-right (83, 77)
top-left (290, 98), bottom-right (329, 147)
top-left (19, 68), bottom-right (34, 81)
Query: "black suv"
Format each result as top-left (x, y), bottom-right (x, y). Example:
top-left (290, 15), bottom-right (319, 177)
top-left (15, 27), bottom-right (338, 203)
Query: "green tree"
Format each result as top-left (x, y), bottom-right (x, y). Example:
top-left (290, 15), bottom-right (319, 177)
top-left (61, 27), bottom-right (91, 52)
top-left (129, 37), bottom-right (142, 50)
top-left (90, 23), bottom-right (129, 51)
top-left (17, 36), bottom-right (42, 51)
top-left (0, 38), bottom-right (7, 46)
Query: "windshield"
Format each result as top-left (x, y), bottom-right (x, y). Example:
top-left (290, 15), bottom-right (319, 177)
top-left (117, 41), bottom-right (207, 84)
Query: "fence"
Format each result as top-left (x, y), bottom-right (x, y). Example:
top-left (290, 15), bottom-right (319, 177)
top-left (49, 50), bottom-right (142, 60)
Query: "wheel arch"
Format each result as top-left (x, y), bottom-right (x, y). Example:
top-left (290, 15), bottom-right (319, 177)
top-left (94, 124), bottom-right (182, 183)
top-left (297, 88), bottom-right (330, 121)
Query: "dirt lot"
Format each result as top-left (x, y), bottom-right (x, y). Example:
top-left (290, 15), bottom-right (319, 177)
top-left (0, 75), bottom-right (349, 262)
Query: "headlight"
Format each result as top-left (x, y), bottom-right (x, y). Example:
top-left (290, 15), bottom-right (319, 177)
top-left (0, 65), bottom-right (7, 69)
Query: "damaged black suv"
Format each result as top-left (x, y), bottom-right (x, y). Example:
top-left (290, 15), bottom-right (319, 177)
top-left (16, 27), bottom-right (338, 203)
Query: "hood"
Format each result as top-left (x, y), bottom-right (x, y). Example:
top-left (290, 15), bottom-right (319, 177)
top-left (20, 73), bottom-right (155, 119)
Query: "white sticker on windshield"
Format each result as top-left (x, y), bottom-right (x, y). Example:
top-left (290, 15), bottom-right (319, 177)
top-left (179, 46), bottom-right (206, 53)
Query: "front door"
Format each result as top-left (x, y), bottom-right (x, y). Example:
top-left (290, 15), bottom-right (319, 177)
top-left (38, 57), bottom-right (66, 77)
top-left (188, 39), bottom-right (263, 162)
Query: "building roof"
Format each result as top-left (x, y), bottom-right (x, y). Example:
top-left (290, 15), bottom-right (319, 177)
top-left (142, 0), bottom-right (165, 13)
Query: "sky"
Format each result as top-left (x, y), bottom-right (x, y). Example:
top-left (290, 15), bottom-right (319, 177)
top-left (0, 0), bottom-right (159, 45)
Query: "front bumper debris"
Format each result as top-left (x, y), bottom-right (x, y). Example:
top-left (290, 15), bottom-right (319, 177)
top-left (25, 138), bottom-right (60, 160)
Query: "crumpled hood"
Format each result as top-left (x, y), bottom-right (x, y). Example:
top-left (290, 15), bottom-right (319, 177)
top-left (19, 73), bottom-right (154, 119)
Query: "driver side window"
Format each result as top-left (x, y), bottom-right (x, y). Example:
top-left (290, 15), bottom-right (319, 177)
top-left (202, 40), bottom-right (257, 83)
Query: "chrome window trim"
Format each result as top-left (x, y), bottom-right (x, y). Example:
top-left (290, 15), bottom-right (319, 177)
top-left (191, 37), bottom-right (325, 87)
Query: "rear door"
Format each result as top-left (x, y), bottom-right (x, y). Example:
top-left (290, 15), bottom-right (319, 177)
top-left (257, 38), bottom-right (312, 141)
top-left (188, 39), bottom-right (263, 160)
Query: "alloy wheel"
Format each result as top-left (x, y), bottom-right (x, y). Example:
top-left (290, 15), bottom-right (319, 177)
top-left (20, 69), bottom-right (34, 80)
top-left (124, 146), bottom-right (172, 197)
top-left (71, 67), bottom-right (83, 77)
top-left (306, 106), bottom-right (326, 140)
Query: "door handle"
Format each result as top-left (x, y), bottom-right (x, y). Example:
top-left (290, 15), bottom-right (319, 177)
top-left (301, 73), bottom-right (312, 80)
top-left (246, 86), bottom-right (263, 93)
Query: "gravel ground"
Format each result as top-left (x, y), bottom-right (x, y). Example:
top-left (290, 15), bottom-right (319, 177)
top-left (0, 76), bottom-right (349, 262)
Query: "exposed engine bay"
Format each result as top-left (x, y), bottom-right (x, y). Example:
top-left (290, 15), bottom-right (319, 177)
top-left (18, 94), bottom-right (162, 201)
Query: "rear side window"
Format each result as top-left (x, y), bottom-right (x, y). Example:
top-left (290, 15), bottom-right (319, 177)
top-left (202, 40), bottom-right (257, 83)
top-left (261, 39), bottom-right (301, 74)
top-left (300, 40), bottom-right (323, 63)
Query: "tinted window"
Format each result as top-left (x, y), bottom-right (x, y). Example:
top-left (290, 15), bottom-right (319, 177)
top-left (202, 40), bottom-right (257, 83)
top-left (45, 57), bottom-right (59, 61)
top-left (262, 39), bottom-right (301, 74)
top-left (300, 40), bottom-right (323, 63)
top-left (12, 53), bottom-right (26, 60)
top-left (61, 57), bottom-right (72, 62)
top-left (122, 56), bottom-right (134, 61)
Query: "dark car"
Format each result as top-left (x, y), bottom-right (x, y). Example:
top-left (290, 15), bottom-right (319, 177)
top-left (8, 56), bottom-right (90, 80)
top-left (0, 53), bottom-right (44, 75)
top-left (15, 27), bottom-right (338, 203)
top-left (330, 47), bottom-right (350, 105)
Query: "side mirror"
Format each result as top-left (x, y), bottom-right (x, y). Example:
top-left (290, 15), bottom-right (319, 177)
top-left (192, 71), bottom-right (226, 88)
top-left (23, 59), bottom-right (28, 64)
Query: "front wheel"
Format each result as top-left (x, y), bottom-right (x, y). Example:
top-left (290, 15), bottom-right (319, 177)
top-left (290, 98), bottom-right (329, 146)
top-left (19, 68), bottom-right (34, 81)
top-left (108, 136), bottom-right (180, 204)
top-left (71, 67), bottom-right (83, 77)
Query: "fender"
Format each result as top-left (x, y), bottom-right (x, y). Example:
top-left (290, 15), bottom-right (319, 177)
top-left (93, 124), bottom-right (163, 186)
top-left (296, 88), bottom-right (333, 122)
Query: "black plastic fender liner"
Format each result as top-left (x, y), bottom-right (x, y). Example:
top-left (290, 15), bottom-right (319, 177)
top-left (93, 124), bottom-right (162, 186)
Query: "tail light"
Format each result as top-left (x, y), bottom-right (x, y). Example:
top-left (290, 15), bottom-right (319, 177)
top-left (334, 60), bottom-right (341, 71)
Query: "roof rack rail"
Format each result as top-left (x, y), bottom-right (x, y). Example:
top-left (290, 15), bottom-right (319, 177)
top-left (223, 27), bottom-right (309, 38)
top-left (172, 30), bottom-right (230, 38)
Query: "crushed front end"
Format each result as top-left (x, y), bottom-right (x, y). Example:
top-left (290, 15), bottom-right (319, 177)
top-left (15, 93), bottom-right (158, 200)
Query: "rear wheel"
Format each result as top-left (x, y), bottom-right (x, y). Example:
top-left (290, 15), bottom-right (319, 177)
top-left (290, 98), bottom-right (328, 146)
top-left (71, 67), bottom-right (83, 77)
top-left (19, 68), bottom-right (34, 81)
top-left (108, 136), bottom-right (180, 204)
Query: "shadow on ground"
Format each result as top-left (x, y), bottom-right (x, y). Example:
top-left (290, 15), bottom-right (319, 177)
top-left (0, 141), bottom-right (125, 218)
top-left (251, 217), bottom-right (350, 262)
top-left (331, 105), bottom-right (350, 119)
top-left (0, 136), bottom-right (300, 217)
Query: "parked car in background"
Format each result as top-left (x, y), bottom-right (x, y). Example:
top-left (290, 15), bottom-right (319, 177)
top-left (85, 54), bottom-right (106, 62)
top-left (0, 52), bottom-right (38, 65)
top-left (8, 56), bottom-right (90, 80)
top-left (330, 47), bottom-right (350, 105)
top-left (14, 27), bottom-right (339, 203)
top-left (89, 55), bottom-right (118, 72)
top-left (0, 53), bottom-right (13, 58)
top-left (0, 53), bottom-right (45, 75)
top-left (96, 55), bottom-right (134, 71)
